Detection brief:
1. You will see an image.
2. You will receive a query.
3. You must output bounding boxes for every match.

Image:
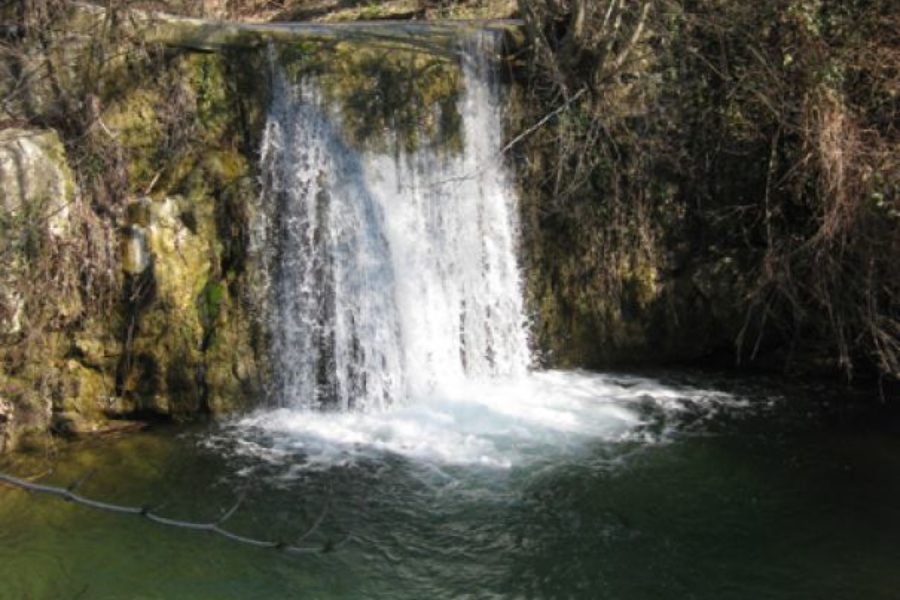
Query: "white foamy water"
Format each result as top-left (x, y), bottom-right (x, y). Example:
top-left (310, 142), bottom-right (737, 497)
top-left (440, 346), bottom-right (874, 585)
top-left (210, 371), bottom-right (748, 474)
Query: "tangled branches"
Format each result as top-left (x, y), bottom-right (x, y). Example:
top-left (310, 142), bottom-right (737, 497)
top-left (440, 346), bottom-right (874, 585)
top-left (514, 0), bottom-right (899, 382)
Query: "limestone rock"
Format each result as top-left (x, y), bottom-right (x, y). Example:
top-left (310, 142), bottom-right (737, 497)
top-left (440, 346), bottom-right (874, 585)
top-left (0, 288), bottom-right (24, 337)
top-left (0, 128), bottom-right (78, 335)
top-left (148, 195), bottom-right (211, 314)
top-left (121, 225), bottom-right (153, 275)
top-left (0, 397), bottom-right (14, 453)
top-left (0, 128), bottom-right (75, 238)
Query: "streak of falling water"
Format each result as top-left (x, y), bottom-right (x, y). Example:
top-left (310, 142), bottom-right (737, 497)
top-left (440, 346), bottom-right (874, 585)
top-left (256, 32), bottom-right (530, 411)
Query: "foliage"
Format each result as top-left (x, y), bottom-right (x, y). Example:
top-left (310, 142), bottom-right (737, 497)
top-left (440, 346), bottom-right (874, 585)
top-left (1, 2), bottom-right (148, 385)
top-left (0, 2), bottom-right (270, 441)
top-left (515, 0), bottom-right (899, 380)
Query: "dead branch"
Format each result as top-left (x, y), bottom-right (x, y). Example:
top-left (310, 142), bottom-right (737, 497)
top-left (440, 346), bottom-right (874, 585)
top-left (500, 87), bottom-right (587, 155)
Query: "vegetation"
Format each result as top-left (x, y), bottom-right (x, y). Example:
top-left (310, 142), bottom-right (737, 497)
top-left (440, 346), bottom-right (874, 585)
top-left (1, 1), bottom-right (269, 449)
top-left (277, 40), bottom-right (463, 153)
top-left (513, 0), bottom-right (899, 383)
top-left (0, 0), bottom-right (897, 454)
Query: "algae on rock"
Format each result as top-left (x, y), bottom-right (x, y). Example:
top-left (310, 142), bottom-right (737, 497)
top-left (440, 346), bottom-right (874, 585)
top-left (0, 15), bottom-right (273, 450)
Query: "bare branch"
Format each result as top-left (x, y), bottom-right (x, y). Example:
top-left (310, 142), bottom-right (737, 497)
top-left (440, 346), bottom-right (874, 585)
top-left (500, 87), bottom-right (587, 155)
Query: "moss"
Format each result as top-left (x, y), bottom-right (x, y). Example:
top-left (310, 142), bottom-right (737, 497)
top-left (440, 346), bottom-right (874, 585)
top-left (122, 307), bottom-right (204, 417)
top-left (58, 360), bottom-right (114, 422)
top-left (191, 55), bottom-right (230, 134)
top-left (277, 41), bottom-right (463, 153)
top-left (197, 279), bottom-right (226, 333)
top-left (103, 89), bottom-right (166, 188)
top-left (202, 293), bottom-right (259, 414)
top-left (106, 68), bottom-right (262, 417)
top-left (100, 47), bottom-right (265, 420)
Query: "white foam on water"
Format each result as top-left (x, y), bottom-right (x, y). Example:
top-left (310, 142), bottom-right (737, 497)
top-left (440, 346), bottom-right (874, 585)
top-left (213, 371), bottom-right (745, 474)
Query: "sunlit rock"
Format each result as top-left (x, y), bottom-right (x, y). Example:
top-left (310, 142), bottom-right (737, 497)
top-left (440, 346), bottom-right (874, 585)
top-left (0, 128), bottom-right (78, 335)
top-left (0, 128), bottom-right (75, 238)
top-left (121, 225), bottom-right (152, 275)
top-left (0, 397), bottom-right (13, 453)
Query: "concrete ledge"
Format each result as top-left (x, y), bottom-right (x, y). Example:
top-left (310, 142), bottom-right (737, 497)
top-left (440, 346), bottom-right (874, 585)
top-left (72, 2), bottom-right (524, 57)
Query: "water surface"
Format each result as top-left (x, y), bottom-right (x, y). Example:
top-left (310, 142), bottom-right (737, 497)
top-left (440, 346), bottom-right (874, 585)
top-left (2, 370), bottom-right (897, 599)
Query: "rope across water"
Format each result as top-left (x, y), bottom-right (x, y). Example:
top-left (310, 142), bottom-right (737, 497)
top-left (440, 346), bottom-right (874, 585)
top-left (0, 472), bottom-right (347, 554)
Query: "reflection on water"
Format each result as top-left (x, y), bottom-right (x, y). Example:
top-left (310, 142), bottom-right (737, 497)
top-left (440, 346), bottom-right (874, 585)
top-left (1, 371), bottom-right (899, 599)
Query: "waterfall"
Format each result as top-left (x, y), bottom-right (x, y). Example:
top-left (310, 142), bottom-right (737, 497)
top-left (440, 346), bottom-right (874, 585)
top-left (257, 32), bottom-right (530, 411)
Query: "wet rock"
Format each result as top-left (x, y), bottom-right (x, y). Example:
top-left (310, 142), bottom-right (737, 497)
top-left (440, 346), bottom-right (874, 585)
top-left (50, 410), bottom-right (147, 437)
top-left (51, 411), bottom-right (97, 435)
top-left (58, 360), bottom-right (117, 421)
top-left (73, 331), bottom-right (118, 371)
top-left (0, 382), bottom-right (52, 453)
top-left (125, 195), bottom-right (154, 227)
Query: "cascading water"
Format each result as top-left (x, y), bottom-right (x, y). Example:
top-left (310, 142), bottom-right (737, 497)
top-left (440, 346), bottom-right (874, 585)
top-left (236, 28), bottom-right (749, 473)
top-left (257, 32), bottom-right (530, 411)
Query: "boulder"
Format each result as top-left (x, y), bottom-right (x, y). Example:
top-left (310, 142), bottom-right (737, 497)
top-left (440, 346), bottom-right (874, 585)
top-left (0, 128), bottom-right (75, 238)
top-left (0, 128), bottom-right (78, 336)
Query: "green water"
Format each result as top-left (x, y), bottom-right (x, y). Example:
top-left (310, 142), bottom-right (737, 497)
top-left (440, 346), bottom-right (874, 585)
top-left (1, 372), bottom-right (898, 599)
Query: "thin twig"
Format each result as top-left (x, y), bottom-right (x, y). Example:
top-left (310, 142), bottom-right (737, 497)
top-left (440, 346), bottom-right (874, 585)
top-left (499, 87), bottom-right (587, 155)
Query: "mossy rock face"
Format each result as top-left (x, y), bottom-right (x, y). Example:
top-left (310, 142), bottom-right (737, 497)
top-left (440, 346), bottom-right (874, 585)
top-left (0, 397), bottom-right (15, 453)
top-left (509, 89), bottom-right (751, 369)
top-left (116, 195), bottom-right (208, 416)
top-left (116, 188), bottom-right (261, 417)
top-left (277, 40), bottom-right (464, 153)
top-left (518, 194), bottom-right (754, 369)
top-left (521, 209), bottom-right (746, 368)
top-left (106, 62), bottom-right (267, 417)
top-left (99, 47), bottom-right (268, 421)
top-left (200, 281), bottom-right (260, 414)
top-left (53, 360), bottom-right (118, 433)
top-left (0, 375), bottom-right (52, 454)
top-left (0, 129), bottom-right (79, 336)
top-left (1, 39), bottom-right (270, 450)
top-left (0, 128), bottom-right (84, 450)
